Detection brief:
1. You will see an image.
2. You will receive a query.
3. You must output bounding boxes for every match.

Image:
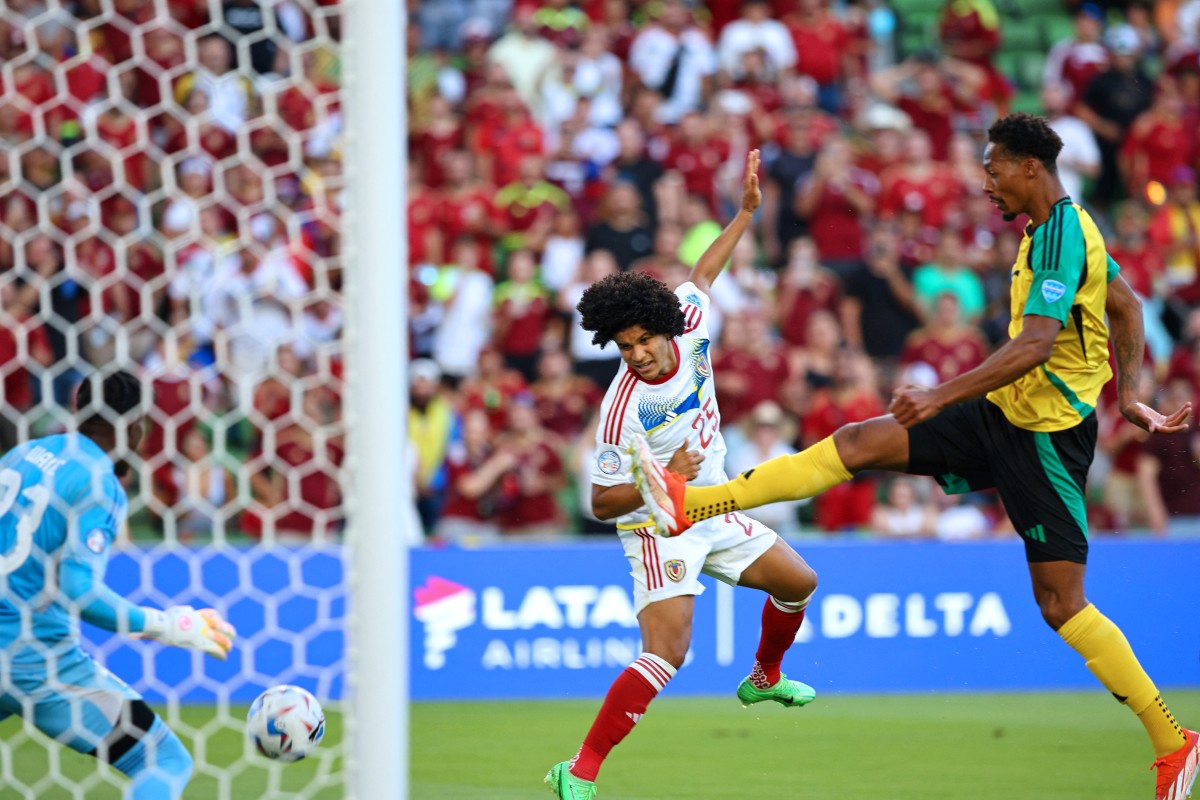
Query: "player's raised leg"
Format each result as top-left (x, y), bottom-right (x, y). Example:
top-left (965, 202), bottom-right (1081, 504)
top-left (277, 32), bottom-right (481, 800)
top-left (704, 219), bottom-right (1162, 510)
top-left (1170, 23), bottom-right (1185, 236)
top-left (546, 596), bottom-right (689, 797)
top-left (734, 537), bottom-right (817, 708)
top-left (20, 656), bottom-right (194, 800)
top-left (1034, 561), bottom-right (1199, 800)
top-left (630, 417), bottom-right (909, 537)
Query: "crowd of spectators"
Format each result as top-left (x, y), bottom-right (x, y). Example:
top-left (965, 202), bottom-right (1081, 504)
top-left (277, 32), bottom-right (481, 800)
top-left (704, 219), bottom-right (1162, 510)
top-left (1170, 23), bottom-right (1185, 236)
top-left (1, 0), bottom-right (344, 541)
top-left (2, 0), bottom-right (1199, 543)
top-left (406, 0), bottom-right (1200, 543)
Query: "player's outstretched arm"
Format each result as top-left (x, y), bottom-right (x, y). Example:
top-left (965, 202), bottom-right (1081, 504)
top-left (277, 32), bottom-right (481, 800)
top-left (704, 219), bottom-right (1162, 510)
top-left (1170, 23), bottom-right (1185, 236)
top-left (1106, 274), bottom-right (1192, 433)
top-left (891, 315), bottom-right (1060, 427)
top-left (60, 557), bottom-right (236, 659)
top-left (688, 149), bottom-right (761, 294)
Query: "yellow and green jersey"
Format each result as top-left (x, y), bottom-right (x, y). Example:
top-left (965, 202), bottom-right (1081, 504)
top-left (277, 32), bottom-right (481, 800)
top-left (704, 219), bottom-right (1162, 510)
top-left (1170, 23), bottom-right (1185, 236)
top-left (987, 199), bottom-right (1118, 432)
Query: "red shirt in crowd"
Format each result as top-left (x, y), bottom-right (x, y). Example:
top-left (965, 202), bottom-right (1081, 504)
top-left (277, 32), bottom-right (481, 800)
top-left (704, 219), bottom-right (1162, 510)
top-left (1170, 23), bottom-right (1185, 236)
top-left (532, 378), bottom-right (604, 440)
top-left (778, 273), bottom-right (842, 348)
top-left (438, 185), bottom-right (501, 271)
top-left (713, 344), bottom-right (791, 426)
top-left (474, 115), bottom-right (544, 188)
top-left (938, 0), bottom-right (1011, 106)
top-left (1108, 238), bottom-right (1164, 298)
top-left (802, 387), bottom-right (885, 531)
top-left (877, 164), bottom-right (964, 229)
top-left (785, 12), bottom-right (848, 86)
top-left (662, 133), bottom-right (732, 213)
top-left (407, 184), bottom-right (442, 266)
top-left (0, 316), bottom-right (48, 411)
top-left (440, 444), bottom-right (497, 525)
top-left (900, 327), bottom-right (988, 384)
top-left (1053, 43), bottom-right (1109, 103)
top-left (411, 126), bottom-right (464, 189)
top-left (496, 440), bottom-right (565, 533)
top-left (898, 91), bottom-right (962, 161)
top-left (494, 283), bottom-right (553, 358)
top-left (803, 169), bottom-right (879, 262)
top-left (1121, 112), bottom-right (1192, 193)
top-left (268, 421), bottom-right (345, 536)
top-left (144, 371), bottom-right (201, 505)
top-left (460, 369), bottom-right (530, 431)
top-left (4, 64), bottom-right (55, 138)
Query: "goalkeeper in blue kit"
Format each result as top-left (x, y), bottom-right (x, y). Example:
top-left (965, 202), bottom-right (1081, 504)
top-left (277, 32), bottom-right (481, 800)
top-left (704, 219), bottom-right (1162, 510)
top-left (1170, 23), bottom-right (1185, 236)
top-left (0, 370), bottom-right (235, 799)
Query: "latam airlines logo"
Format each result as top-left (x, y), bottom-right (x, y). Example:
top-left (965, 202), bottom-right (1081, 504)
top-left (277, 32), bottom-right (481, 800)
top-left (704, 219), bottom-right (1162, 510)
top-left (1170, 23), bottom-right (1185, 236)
top-left (413, 576), bottom-right (476, 669)
top-left (413, 576), bottom-right (640, 670)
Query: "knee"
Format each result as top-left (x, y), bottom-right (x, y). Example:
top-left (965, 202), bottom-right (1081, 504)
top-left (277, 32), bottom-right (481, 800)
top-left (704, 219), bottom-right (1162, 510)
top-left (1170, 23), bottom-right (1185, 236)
top-left (763, 561), bottom-right (820, 604)
top-left (652, 642), bottom-right (689, 670)
top-left (802, 565), bottom-right (818, 599)
top-left (782, 564), bottom-right (818, 605)
top-left (1037, 594), bottom-right (1085, 631)
top-left (833, 423), bottom-right (865, 471)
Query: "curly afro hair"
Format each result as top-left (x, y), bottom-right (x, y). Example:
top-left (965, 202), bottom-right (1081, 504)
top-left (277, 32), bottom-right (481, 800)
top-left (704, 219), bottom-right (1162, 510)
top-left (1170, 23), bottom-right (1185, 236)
top-left (987, 113), bottom-right (1063, 172)
top-left (577, 271), bottom-right (686, 347)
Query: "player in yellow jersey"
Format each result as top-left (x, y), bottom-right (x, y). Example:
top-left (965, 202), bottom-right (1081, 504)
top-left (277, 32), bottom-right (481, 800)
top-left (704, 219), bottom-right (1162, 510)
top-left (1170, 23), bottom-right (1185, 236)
top-left (629, 113), bottom-right (1199, 800)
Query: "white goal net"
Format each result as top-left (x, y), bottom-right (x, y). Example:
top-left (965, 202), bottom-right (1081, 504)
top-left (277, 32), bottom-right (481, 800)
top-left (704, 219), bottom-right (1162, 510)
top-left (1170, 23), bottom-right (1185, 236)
top-left (0, 0), bottom-right (394, 797)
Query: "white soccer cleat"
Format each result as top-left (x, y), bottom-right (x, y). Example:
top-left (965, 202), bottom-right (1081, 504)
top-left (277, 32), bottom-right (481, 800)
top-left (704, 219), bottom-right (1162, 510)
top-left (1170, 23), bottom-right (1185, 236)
top-left (627, 434), bottom-right (692, 537)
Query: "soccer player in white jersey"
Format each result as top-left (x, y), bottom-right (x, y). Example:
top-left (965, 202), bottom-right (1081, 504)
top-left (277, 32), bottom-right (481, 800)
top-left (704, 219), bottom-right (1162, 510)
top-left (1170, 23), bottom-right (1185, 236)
top-left (545, 151), bottom-right (820, 799)
top-left (0, 371), bottom-right (235, 799)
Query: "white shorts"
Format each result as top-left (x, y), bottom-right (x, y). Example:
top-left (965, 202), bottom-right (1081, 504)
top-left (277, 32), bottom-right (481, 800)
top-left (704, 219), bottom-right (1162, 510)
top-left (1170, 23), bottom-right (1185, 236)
top-left (619, 512), bottom-right (778, 614)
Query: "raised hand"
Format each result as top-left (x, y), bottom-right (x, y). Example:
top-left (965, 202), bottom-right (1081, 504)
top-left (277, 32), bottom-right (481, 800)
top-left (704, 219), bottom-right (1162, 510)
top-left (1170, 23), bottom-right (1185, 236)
top-left (742, 149), bottom-right (761, 215)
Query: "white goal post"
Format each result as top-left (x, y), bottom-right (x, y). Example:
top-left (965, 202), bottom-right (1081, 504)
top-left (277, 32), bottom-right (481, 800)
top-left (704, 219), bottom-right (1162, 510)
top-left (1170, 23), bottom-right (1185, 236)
top-left (342, 0), bottom-right (409, 798)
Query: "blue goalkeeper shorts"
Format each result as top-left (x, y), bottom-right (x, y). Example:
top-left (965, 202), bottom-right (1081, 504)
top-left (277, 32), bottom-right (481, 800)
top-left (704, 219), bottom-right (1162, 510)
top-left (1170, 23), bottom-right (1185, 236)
top-left (0, 646), bottom-right (143, 754)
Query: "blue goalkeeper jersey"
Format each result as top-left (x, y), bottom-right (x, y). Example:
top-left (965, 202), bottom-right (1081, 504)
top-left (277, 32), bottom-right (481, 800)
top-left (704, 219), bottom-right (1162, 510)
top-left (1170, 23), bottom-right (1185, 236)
top-left (0, 433), bottom-right (130, 666)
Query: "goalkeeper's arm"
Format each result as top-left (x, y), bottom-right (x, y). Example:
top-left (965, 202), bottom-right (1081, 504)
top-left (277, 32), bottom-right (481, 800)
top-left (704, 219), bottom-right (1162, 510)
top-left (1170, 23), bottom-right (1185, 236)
top-left (59, 557), bottom-right (236, 659)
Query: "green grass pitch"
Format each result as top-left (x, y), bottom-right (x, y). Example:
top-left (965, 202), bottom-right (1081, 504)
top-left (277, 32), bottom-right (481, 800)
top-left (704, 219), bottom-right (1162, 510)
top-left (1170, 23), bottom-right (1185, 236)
top-left (3, 691), bottom-right (1198, 798)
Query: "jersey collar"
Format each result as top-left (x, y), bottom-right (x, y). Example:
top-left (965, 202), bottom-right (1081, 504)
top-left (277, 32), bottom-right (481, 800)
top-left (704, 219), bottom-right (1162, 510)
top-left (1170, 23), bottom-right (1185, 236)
top-left (1024, 196), bottom-right (1072, 235)
top-left (636, 340), bottom-right (681, 385)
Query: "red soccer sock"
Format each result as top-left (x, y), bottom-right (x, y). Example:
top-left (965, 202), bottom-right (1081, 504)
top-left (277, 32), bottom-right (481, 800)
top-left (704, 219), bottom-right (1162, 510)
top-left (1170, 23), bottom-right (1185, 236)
top-left (570, 653), bottom-right (676, 782)
top-left (751, 596), bottom-right (808, 688)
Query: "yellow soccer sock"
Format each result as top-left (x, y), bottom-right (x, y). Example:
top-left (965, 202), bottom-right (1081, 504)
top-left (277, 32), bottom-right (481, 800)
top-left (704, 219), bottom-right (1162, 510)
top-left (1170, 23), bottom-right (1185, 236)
top-left (1058, 604), bottom-right (1186, 756)
top-left (684, 436), bottom-right (853, 523)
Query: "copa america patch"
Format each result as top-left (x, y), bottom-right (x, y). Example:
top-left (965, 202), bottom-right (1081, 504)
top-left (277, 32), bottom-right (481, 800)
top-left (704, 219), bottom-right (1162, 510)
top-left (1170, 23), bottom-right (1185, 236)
top-left (664, 559), bottom-right (686, 582)
top-left (597, 449), bottom-right (622, 475)
top-left (85, 529), bottom-right (107, 555)
top-left (1041, 279), bottom-right (1066, 304)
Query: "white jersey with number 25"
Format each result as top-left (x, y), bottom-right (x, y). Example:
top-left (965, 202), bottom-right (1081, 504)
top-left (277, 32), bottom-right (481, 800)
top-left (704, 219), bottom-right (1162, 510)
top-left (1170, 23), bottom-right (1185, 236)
top-left (591, 281), bottom-right (728, 531)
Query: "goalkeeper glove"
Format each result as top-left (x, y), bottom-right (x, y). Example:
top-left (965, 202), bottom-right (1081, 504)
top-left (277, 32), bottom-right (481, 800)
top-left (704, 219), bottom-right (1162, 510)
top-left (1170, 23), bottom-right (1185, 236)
top-left (138, 606), bottom-right (237, 660)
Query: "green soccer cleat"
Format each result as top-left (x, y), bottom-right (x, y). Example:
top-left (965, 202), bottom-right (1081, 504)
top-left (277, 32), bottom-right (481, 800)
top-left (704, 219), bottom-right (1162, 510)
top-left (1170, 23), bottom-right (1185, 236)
top-left (736, 673), bottom-right (817, 709)
top-left (545, 761), bottom-right (598, 799)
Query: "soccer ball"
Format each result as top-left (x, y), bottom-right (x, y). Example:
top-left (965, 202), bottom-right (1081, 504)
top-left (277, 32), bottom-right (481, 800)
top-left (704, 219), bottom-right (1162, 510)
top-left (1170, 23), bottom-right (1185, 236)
top-left (246, 685), bottom-right (326, 761)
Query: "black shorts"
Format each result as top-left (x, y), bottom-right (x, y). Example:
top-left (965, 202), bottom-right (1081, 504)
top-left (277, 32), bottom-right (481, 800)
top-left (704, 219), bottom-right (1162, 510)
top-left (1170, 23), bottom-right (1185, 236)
top-left (906, 397), bottom-right (1097, 564)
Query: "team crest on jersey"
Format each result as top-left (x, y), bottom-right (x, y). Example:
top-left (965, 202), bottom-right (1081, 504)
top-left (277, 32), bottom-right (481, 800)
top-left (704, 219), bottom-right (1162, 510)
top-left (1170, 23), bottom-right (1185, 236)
top-left (664, 559), bottom-right (686, 582)
top-left (1041, 279), bottom-right (1066, 304)
top-left (695, 352), bottom-right (711, 379)
top-left (597, 449), bottom-right (622, 475)
top-left (85, 529), bottom-right (107, 555)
